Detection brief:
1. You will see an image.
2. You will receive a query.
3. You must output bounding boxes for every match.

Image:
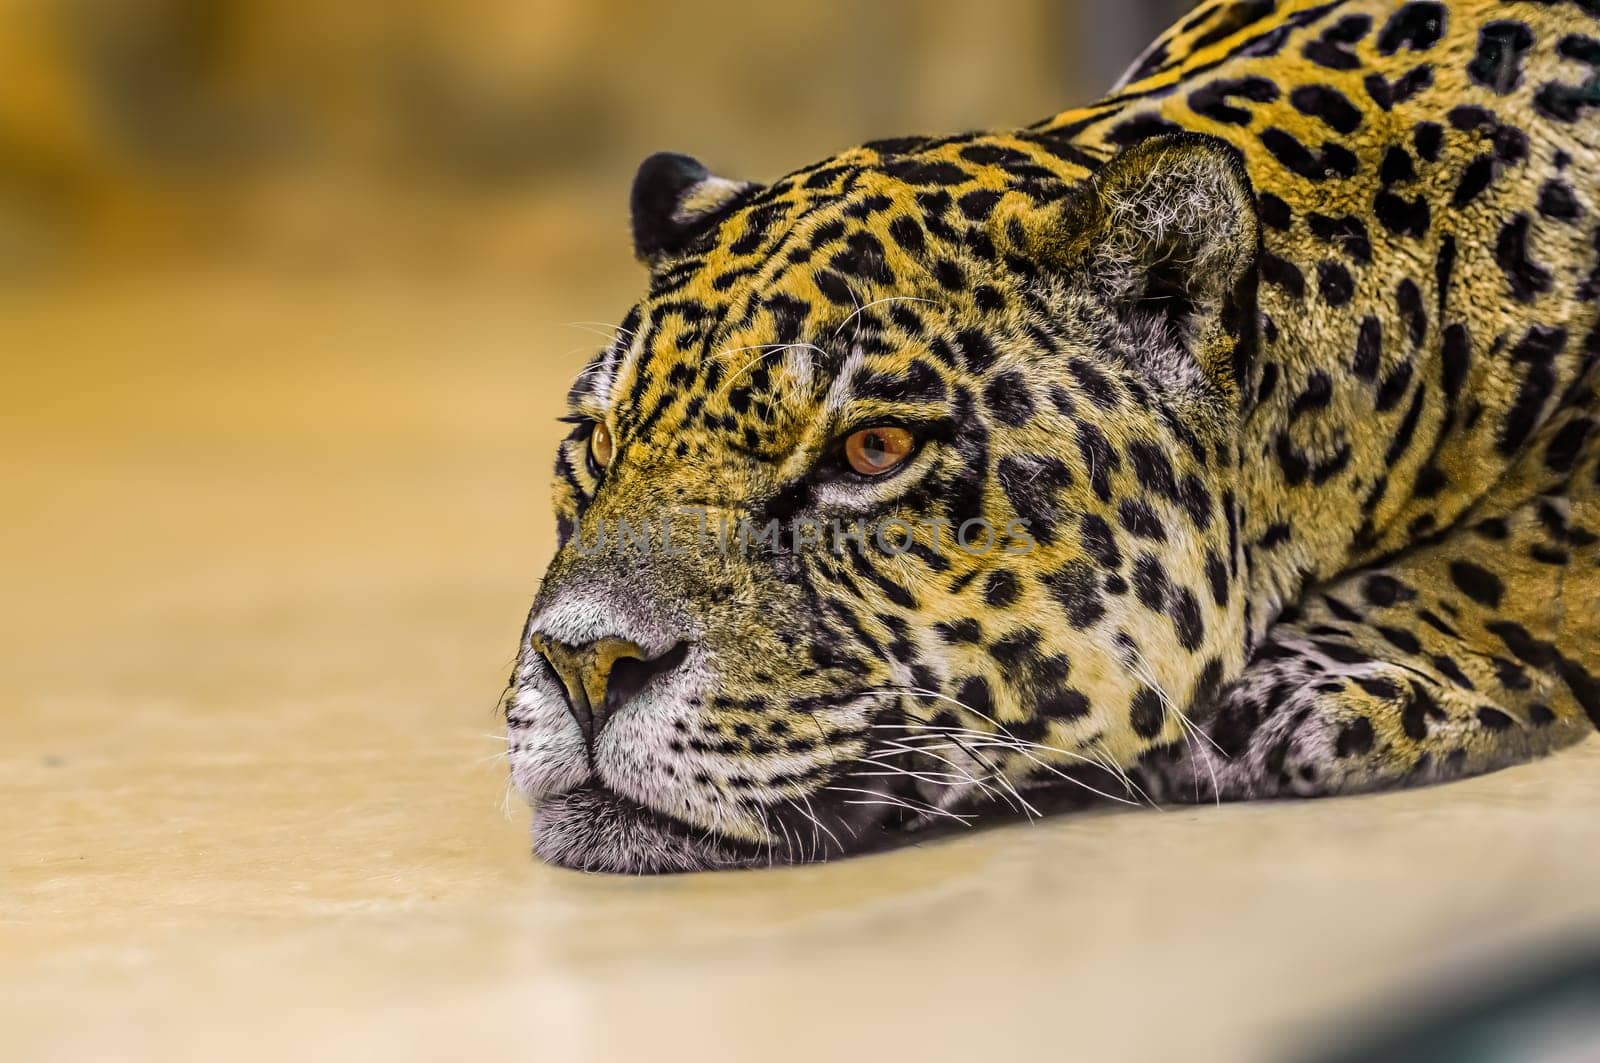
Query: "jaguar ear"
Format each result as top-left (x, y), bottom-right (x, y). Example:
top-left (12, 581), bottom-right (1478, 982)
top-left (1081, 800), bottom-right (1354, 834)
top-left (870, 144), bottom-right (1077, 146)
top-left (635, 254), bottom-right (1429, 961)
top-left (1011, 133), bottom-right (1260, 397)
top-left (630, 152), bottom-right (761, 267)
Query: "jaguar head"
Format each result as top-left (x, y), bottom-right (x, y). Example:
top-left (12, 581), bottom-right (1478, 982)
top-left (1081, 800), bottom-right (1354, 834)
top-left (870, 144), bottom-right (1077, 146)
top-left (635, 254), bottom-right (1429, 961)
top-left (508, 133), bottom-right (1260, 871)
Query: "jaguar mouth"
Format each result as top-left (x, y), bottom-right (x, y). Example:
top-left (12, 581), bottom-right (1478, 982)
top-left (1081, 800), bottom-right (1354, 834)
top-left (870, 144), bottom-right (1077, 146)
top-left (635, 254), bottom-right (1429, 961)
top-left (529, 779), bottom-right (930, 873)
top-left (522, 692), bottom-right (1037, 872)
top-left (531, 786), bottom-right (768, 873)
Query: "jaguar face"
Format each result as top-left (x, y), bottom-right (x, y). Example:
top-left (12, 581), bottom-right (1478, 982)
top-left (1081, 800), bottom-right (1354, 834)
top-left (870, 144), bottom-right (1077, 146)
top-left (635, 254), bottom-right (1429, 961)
top-left (508, 135), bottom-right (1261, 871)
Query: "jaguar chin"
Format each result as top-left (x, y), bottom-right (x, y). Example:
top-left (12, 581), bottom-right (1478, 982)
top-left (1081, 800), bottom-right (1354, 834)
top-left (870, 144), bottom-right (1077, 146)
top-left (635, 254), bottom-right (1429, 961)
top-left (530, 789), bottom-right (759, 874)
top-left (508, 0), bottom-right (1600, 872)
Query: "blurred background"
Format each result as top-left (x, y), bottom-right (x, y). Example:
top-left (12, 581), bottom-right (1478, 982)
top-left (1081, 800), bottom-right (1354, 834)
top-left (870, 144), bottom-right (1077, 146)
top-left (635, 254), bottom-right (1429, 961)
top-left (0, 0), bottom-right (1188, 276)
top-left (6, 3), bottom-right (1599, 1062)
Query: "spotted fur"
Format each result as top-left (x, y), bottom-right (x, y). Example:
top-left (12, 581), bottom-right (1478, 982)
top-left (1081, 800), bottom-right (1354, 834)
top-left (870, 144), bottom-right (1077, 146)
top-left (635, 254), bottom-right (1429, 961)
top-left (508, 0), bottom-right (1600, 871)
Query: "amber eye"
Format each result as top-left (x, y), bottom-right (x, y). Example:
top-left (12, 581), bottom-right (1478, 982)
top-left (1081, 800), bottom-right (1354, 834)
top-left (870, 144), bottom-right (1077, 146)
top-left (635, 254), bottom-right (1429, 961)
top-left (843, 425), bottom-right (916, 477)
top-left (588, 421), bottom-right (614, 472)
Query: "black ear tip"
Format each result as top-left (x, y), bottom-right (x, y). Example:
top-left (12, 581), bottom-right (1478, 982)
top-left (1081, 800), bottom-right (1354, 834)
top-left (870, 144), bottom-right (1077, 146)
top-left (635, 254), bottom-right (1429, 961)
top-left (629, 152), bottom-right (760, 266)
top-left (631, 152), bottom-right (709, 227)
top-left (631, 152), bottom-right (711, 262)
top-left (634, 152), bottom-right (710, 196)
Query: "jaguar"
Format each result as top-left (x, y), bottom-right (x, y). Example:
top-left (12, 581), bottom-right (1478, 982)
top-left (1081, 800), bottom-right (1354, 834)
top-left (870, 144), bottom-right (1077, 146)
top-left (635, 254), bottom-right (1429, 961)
top-left (507, 0), bottom-right (1600, 872)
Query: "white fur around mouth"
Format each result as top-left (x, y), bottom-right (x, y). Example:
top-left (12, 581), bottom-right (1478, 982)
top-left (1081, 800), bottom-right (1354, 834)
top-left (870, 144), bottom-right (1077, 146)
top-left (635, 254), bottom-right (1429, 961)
top-left (531, 787), bottom-right (762, 873)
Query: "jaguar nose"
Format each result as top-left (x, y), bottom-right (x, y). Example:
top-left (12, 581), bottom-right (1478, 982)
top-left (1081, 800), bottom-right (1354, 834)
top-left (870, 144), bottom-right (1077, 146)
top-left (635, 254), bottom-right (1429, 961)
top-left (531, 634), bottom-right (688, 745)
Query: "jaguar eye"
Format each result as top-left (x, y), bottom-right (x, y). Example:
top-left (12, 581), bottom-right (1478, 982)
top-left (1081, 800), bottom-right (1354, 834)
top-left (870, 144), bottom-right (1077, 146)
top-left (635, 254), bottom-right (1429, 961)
top-left (843, 425), bottom-right (915, 477)
top-left (588, 421), bottom-right (614, 473)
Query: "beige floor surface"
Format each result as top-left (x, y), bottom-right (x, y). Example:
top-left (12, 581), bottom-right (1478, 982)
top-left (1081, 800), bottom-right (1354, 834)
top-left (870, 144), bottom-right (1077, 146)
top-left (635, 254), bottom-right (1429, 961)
top-left (4, 264), bottom-right (1598, 1063)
